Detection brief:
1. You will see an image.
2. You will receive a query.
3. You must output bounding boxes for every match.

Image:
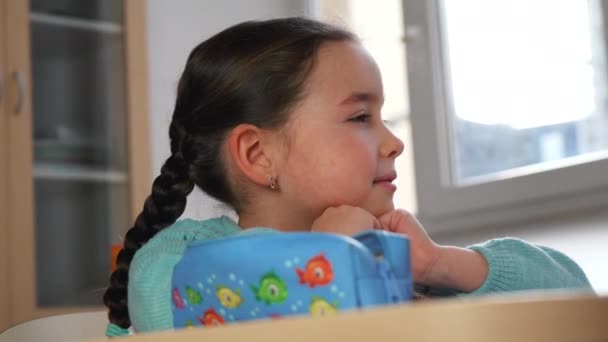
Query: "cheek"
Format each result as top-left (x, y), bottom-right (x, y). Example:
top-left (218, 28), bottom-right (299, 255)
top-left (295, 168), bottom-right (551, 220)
top-left (283, 135), bottom-right (377, 207)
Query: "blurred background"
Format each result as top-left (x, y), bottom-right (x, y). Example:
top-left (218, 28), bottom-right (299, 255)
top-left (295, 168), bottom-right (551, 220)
top-left (1, 0), bottom-right (606, 330)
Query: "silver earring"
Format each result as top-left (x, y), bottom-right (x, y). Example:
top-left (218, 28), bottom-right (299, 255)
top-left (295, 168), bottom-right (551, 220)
top-left (267, 176), bottom-right (278, 190)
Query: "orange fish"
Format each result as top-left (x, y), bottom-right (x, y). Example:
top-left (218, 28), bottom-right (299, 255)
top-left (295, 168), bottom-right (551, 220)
top-left (296, 253), bottom-right (334, 288)
top-left (198, 308), bottom-right (225, 326)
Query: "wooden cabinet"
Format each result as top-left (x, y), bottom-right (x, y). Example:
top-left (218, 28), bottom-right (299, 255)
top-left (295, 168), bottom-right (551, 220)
top-left (0, 0), bottom-right (9, 331)
top-left (0, 0), bottom-right (150, 331)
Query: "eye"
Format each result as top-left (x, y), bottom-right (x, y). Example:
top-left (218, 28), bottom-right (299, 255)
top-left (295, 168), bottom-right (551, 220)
top-left (349, 113), bottom-right (371, 123)
top-left (314, 267), bottom-right (324, 279)
top-left (268, 284), bottom-right (278, 297)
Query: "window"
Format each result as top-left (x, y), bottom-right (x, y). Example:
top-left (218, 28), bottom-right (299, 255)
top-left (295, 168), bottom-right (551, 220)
top-left (403, 0), bottom-right (608, 232)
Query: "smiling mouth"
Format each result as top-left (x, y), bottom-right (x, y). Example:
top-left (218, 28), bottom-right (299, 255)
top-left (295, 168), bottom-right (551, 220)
top-left (373, 172), bottom-right (397, 184)
top-left (373, 178), bottom-right (395, 184)
top-left (373, 178), bottom-right (397, 192)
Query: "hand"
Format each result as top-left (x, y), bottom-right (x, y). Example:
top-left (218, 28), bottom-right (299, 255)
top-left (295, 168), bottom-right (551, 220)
top-left (311, 205), bottom-right (381, 236)
top-left (378, 209), bottom-right (488, 292)
top-left (377, 209), bottom-right (441, 285)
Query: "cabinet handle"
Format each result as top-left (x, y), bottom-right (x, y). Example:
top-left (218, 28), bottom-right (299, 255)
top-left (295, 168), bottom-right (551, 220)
top-left (0, 73), bottom-right (3, 107)
top-left (13, 70), bottom-right (24, 115)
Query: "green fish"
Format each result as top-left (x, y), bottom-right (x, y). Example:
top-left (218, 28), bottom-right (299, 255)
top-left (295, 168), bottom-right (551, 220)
top-left (185, 286), bottom-right (203, 305)
top-left (250, 271), bottom-right (288, 305)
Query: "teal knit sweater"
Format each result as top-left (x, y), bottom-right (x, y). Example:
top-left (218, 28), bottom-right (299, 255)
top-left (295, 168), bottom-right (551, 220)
top-left (119, 216), bottom-right (592, 335)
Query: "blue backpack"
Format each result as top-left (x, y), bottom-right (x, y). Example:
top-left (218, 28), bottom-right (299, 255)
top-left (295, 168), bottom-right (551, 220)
top-left (170, 230), bottom-right (413, 328)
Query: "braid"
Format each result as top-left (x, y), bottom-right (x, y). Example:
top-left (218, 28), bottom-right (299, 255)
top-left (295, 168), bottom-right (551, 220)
top-left (103, 150), bottom-right (194, 329)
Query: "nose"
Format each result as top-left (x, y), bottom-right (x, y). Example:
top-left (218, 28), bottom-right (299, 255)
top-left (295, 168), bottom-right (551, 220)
top-left (380, 124), bottom-right (405, 159)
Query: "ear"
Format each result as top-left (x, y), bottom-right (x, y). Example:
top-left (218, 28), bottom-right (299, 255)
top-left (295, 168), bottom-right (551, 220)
top-left (226, 124), bottom-right (277, 188)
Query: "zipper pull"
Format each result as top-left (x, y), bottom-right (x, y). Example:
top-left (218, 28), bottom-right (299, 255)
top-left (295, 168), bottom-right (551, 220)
top-left (377, 260), bottom-right (402, 303)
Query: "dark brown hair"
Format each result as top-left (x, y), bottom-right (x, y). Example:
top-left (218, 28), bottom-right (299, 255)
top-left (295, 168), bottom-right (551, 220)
top-left (103, 17), bottom-right (355, 329)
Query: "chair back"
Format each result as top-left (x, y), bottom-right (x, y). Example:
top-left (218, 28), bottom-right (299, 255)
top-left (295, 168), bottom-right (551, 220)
top-left (0, 311), bottom-right (107, 342)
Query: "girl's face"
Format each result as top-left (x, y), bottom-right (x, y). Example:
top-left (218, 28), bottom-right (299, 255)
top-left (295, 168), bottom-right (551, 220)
top-left (275, 41), bottom-right (404, 219)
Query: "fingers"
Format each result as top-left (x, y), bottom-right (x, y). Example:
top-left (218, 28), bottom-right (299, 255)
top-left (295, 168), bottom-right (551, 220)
top-left (378, 209), bottom-right (417, 232)
top-left (311, 205), bottom-right (380, 235)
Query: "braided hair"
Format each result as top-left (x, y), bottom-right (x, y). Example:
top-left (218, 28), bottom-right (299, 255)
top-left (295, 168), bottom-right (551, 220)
top-left (103, 17), bottom-right (355, 329)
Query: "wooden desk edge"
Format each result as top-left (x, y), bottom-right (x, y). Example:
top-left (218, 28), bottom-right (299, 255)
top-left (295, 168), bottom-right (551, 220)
top-left (90, 293), bottom-right (608, 342)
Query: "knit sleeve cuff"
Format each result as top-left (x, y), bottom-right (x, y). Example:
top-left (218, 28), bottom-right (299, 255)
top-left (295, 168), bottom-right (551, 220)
top-left (106, 322), bottom-right (132, 337)
top-left (466, 239), bottom-right (522, 295)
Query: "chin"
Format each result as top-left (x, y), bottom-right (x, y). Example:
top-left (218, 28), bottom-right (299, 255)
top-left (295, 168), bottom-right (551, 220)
top-left (364, 200), bottom-right (395, 218)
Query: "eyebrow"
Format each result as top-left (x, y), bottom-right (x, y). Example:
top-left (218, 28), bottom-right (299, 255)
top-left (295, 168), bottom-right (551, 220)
top-left (339, 92), bottom-right (384, 106)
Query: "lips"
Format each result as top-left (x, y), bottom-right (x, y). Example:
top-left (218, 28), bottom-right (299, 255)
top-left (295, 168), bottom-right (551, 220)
top-left (373, 171), bottom-right (397, 183)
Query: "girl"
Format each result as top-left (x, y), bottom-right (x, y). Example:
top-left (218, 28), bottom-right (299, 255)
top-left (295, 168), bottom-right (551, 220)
top-left (104, 17), bottom-right (591, 336)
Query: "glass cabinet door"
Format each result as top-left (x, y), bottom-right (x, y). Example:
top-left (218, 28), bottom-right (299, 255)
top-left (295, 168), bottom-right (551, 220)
top-left (29, 0), bottom-right (129, 307)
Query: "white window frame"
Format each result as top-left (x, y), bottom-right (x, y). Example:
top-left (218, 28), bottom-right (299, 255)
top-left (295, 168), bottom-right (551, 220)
top-left (403, 0), bottom-right (608, 234)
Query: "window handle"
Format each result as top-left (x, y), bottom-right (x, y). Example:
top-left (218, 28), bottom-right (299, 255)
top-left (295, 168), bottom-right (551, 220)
top-left (12, 70), bottom-right (24, 115)
top-left (402, 25), bottom-right (422, 44)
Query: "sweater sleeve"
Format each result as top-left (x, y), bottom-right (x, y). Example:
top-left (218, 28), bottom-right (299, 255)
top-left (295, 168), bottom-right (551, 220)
top-left (466, 237), bottom-right (593, 295)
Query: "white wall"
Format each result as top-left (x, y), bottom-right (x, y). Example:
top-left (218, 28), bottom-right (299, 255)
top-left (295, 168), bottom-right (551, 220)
top-left (146, 0), bottom-right (312, 219)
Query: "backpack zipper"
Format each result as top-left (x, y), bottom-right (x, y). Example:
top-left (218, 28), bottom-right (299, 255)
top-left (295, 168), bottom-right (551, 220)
top-left (377, 259), bottom-right (402, 303)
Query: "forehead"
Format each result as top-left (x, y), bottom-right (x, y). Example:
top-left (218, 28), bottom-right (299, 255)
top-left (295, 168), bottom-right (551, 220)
top-left (303, 41), bottom-right (384, 107)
